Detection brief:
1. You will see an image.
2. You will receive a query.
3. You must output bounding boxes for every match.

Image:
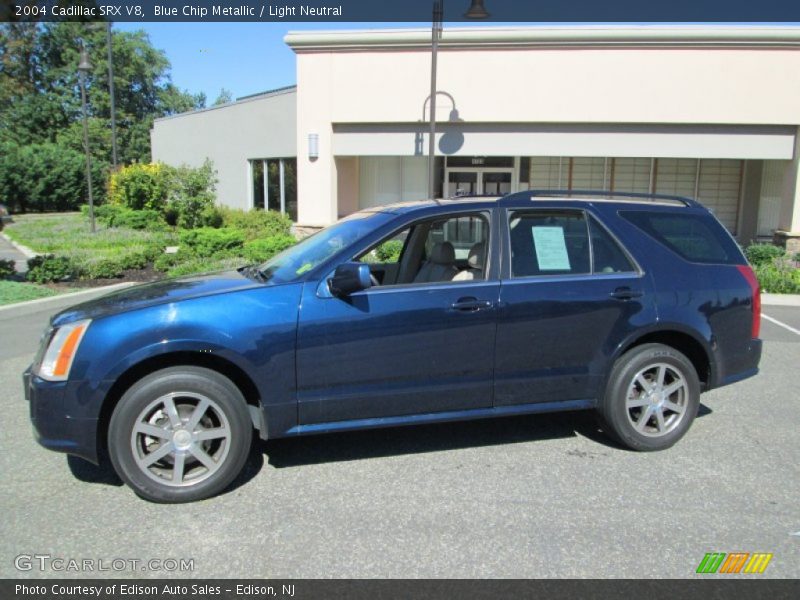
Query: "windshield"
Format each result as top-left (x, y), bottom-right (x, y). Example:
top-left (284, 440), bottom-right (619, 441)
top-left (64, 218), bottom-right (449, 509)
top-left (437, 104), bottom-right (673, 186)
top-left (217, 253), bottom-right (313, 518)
top-left (258, 211), bottom-right (394, 284)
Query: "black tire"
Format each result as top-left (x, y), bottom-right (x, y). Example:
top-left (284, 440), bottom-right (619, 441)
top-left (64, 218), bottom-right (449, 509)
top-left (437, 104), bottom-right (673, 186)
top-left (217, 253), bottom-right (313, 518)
top-left (598, 343), bottom-right (700, 451)
top-left (108, 366), bottom-right (253, 503)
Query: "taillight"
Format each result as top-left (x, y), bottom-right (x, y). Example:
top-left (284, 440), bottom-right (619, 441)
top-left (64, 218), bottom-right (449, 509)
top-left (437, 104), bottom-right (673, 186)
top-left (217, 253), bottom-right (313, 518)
top-left (736, 265), bottom-right (761, 339)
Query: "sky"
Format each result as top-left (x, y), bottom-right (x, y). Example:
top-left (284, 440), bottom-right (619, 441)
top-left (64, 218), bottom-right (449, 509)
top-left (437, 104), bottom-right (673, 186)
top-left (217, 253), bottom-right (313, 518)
top-left (113, 22), bottom-right (423, 102)
top-left (113, 22), bottom-right (518, 102)
top-left (114, 21), bottom-right (795, 103)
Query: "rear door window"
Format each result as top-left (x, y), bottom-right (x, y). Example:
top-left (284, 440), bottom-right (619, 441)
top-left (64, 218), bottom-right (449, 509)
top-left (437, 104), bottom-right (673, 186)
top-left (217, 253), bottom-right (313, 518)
top-left (509, 210), bottom-right (590, 277)
top-left (589, 217), bottom-right (636, 274)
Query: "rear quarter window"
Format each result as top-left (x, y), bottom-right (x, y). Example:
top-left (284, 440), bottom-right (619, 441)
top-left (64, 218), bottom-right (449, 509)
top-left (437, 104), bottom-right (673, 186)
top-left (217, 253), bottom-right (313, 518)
top-left (620, 211), bottom-right (744, 265)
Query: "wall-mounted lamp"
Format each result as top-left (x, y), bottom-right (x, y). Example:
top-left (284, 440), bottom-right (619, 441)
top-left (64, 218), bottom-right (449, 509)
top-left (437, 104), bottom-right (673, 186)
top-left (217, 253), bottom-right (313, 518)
top-left (308, 133), bottom-right (319, 160)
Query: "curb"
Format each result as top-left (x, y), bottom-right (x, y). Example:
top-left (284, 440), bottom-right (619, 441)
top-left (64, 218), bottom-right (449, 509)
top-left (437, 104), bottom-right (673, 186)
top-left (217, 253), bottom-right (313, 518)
top-left (0, 232), bottom-right (38, 259)
top-left (761, 293), bottom-right (800, 307)
top-left (0, 281), bottom-right (136, 316)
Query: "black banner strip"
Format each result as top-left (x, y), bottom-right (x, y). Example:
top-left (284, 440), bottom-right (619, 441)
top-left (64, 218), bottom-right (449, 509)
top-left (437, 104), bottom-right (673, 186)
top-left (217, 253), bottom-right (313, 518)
top-left (3, 0), bottom-right (800, 23)
top-left (3, 579), bottom-right (800, 600)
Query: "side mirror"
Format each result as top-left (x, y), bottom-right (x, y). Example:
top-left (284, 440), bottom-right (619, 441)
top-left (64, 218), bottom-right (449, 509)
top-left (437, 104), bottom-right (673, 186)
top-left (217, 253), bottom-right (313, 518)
top-left (328, 262), bottom-right (372, 297)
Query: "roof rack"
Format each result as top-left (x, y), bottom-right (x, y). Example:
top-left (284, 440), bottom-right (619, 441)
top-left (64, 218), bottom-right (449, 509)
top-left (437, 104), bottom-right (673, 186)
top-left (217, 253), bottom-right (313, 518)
top-left (522, 189), bottom-right (697, 207)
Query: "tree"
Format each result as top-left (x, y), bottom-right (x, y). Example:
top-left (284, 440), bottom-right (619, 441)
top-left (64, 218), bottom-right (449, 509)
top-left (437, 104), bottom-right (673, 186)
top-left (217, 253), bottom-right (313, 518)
top-left (0, 22), bottom-right (206, 210)
top-left (212, 88), bottom-right (233, 106)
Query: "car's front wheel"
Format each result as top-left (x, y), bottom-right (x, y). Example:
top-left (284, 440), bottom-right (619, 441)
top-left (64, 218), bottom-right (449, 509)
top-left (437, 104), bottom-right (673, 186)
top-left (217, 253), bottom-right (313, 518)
top-left (108, 366), bottom-right (253, 503)
top-left (598, 343), bottom-right (700, 451)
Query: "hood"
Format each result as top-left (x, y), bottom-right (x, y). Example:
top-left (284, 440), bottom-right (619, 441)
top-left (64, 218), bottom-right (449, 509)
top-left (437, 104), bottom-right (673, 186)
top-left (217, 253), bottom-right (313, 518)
top-left (51, 270), bottom-right (262, 326)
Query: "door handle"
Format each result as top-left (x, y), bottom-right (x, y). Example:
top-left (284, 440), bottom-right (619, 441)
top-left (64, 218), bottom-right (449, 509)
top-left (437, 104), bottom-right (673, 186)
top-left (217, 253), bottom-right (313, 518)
top-left (610, 287), bottom-right (643, 300)
top-left (451, 297), bottom-right (493, 312)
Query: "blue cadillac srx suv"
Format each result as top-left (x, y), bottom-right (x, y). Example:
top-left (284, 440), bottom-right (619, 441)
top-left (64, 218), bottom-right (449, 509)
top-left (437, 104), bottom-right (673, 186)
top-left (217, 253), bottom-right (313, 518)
top-left (24, 191), bottom-right (762, 502)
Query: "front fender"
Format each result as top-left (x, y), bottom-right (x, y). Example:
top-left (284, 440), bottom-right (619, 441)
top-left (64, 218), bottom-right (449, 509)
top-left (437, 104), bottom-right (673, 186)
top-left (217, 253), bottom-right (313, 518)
top-left (62, 284), bottom-right (302, 421)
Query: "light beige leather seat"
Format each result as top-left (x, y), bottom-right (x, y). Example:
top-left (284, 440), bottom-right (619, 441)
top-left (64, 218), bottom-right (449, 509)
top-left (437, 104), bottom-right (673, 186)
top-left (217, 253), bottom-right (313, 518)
top-left (453, 241), bottom-right (486, 281)
top-left (413, 242), bottom-right (459, 283)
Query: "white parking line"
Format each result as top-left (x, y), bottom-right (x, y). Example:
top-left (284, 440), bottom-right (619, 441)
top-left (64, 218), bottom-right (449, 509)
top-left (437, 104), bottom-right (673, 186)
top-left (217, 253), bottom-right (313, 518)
top-left (763, 313), bottom-right (800, 336)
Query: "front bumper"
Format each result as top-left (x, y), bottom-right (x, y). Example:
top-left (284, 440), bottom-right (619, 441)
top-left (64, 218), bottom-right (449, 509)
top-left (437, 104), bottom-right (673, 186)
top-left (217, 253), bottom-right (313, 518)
top-left (23, 366), bottom-right (100, 464)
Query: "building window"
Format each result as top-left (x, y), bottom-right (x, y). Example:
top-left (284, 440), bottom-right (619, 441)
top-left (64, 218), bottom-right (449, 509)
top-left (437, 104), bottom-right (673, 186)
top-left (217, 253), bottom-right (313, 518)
top-left (525, 156), bottom-right (743, 235)
top-left (250, 158), bottom-right (297, 221)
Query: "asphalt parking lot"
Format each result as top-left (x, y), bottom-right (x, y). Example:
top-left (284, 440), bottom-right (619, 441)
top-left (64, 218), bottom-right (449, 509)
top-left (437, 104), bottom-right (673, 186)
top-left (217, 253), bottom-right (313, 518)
top-left (0, 290), bottom-right (798, 579)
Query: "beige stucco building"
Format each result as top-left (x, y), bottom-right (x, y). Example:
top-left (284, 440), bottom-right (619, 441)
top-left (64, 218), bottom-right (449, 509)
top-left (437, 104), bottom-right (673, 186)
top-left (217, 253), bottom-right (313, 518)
top-left (152, 25), bottom-right (800, 247)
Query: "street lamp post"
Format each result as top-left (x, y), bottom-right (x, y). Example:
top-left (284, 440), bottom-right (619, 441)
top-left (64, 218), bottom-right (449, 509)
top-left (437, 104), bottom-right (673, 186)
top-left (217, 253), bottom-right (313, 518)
top-left (106, 22), bottom-right (118, 169)
top-left (427, 0), bottom-right (490, 200)
top-left (78, 43), bottom-right (96, 233)
top-left (427, 0), bottom-right (443, 201)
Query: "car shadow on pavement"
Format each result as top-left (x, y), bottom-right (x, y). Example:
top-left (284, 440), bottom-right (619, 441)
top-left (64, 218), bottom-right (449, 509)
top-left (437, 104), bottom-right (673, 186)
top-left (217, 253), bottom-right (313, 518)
top-left (67, 454), bottom-right (123, 487)
top-left (64, 404), bottom-right (713, 496)
top-left (261, 403), bottom-right (714, 469)
top-left (67, 451), bottom-right (266, 499)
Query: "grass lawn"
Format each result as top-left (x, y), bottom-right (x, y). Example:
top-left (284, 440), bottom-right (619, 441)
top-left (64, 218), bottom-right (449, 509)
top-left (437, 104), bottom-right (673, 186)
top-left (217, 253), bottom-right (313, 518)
top-left (0, 280), bottom-right (59, 306)
top-left (4, 213), bottom-right (177, 270)
top-left (4, 211), bottom-right (296, 280)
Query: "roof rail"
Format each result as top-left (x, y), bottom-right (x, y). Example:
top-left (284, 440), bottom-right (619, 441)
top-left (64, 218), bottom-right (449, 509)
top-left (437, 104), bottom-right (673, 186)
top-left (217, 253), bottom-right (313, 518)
top-left (521, 189), bottom-right (698, 207)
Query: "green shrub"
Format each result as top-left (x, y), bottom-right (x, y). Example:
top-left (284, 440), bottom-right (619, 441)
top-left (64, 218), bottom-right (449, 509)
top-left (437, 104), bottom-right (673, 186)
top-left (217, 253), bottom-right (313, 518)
top-left (154, 252), bottom-right (181, 272)
top-left (113, 209), bottom-right (167, 231)
top-left (164, 204), bottom-right (180, 227)
top-left (375, 240), bottom-right (403, 263)
top-left (745, 244), bottom-right (784, 267)
top-left (200, 205), bottom-right (224, 228)
top-left (794, 252), bottom-right (800, 263)
top-left (0, 259), bottom-right (16, 280)
top-left (92, 204), bottom-right (126, 226)
top-left (142, 245), bottom-right (165, 263)
top-left (242, 235), bottom-right (296, 263)
top-left (166, 256), bottom-right (245, 278)
top-left (118, 250), bottom-right (150, 271)
top-left (83, 258), bottom-right (124, 280)
top-left (755, 262), bottom-right (800, 294)
top-left (0, 141), bottom-right (105, 213)
top-left (171, 161), bottom-right (217, 229)
top-left (218, 207), bottom-right (292, 240)
top-left (26, 255), bottom-right (77, 283)
top-left (108, 163), bottom-right (173, 211)
top-left (179, 227), bottom-right (245, 257)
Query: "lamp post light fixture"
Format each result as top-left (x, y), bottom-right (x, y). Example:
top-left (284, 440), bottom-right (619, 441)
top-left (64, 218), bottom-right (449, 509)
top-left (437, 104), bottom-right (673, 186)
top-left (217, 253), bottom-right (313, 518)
top-left (78, 42), bottom-right (96, 233)
top-left (464, 0), bottom-right (490, 19)
top-left (427, 1), bottom-right (489, 200)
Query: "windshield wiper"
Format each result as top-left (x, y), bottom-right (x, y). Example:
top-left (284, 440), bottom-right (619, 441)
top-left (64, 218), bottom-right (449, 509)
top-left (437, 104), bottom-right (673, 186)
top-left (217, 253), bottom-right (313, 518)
top-left (238, 264), bottom-right (268, 283)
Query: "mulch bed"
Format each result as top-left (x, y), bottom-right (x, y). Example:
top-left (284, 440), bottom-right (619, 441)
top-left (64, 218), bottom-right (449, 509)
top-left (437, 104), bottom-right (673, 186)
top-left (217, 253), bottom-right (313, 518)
top-left (41, 264), bottom-right (164, 292)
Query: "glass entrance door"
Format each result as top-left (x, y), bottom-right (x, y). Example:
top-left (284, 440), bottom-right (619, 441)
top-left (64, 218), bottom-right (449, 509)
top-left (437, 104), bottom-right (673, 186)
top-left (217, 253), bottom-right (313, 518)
top-left (445, 169), bottom-right (514, 197)
top-left (482, 171), bottom-right (512, 195)
top-left (447, 171), bottom-right (478, 197)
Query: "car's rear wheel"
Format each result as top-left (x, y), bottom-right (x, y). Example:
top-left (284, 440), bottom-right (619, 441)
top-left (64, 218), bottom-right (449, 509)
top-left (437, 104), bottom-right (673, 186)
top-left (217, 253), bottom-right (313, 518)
top-left (598, 343), bottom-right (700, 451)
top-left (108, 367), bottom-right (252, 503)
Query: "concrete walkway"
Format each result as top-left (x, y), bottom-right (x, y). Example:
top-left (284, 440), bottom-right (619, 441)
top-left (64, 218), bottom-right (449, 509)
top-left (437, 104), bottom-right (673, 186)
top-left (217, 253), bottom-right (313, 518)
top-left (0, 233), bottom-right (31, 275)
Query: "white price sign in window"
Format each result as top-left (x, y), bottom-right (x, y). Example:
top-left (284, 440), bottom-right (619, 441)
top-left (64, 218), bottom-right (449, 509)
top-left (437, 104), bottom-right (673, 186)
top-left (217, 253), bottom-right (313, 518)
top-left (532, 226), bottom-right (571, 271)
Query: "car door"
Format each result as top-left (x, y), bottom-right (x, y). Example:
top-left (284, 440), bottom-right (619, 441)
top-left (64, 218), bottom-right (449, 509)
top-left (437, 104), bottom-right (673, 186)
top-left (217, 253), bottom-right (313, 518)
top-left (494, 206), bottom-right (656, 407)
top-left (296, 210), bottom-right (500, 424)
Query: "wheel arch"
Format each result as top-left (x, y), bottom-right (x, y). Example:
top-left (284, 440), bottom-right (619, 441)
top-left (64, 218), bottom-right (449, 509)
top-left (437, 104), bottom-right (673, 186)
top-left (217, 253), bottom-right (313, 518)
top-left (96, 351), bottom-right (265, 463)
top-left (615, 327), bottom-right (714, 391)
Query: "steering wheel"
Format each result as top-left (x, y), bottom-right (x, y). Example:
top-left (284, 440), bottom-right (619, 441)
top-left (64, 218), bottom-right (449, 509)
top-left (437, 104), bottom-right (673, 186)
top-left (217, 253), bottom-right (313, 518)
top-left (369, 273), bottom-right (380, 287)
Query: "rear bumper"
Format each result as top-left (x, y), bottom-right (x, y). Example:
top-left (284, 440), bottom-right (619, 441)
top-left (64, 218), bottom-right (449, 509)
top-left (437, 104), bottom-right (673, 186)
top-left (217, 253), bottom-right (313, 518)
top-left (716, 338), bottom-right (762, 388)
top-left (24, 367), bottom-right (99, 464)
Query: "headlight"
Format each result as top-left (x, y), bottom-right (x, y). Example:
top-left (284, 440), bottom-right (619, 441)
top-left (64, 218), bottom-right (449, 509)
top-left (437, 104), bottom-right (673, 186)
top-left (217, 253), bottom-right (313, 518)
top-left (38, 319), bottom-right (91, 381)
